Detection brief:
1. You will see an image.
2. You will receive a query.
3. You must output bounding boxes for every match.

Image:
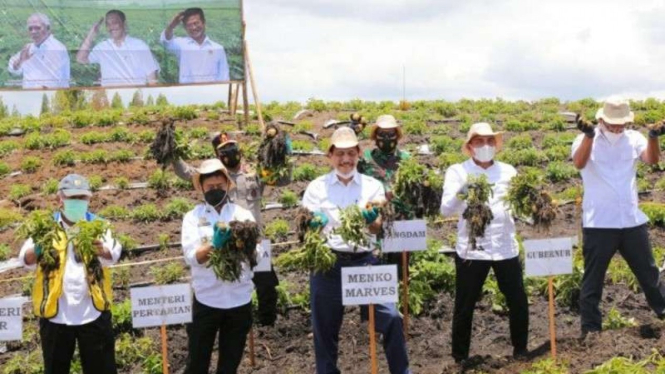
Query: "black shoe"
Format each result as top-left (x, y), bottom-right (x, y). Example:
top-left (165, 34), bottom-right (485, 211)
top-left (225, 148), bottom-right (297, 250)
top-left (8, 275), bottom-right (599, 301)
top-left (453, 354), bottom-right (467, 364)
top-left (513, 348), bottom-right (529, 360)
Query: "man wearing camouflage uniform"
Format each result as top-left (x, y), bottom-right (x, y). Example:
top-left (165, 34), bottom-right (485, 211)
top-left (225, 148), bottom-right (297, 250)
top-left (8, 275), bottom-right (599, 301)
top-left (172, 132), bottom-right (280, 326)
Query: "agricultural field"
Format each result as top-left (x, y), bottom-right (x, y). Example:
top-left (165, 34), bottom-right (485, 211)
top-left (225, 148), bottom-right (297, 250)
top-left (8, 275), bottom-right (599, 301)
top-left (1, 95), bottom-right (665, 373)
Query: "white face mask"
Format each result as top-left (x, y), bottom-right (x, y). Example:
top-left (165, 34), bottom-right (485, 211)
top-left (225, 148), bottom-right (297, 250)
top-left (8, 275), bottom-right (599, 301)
top-left (473, 145), bottom-right (496, 163)
top-left (335, 169), bottom-right (356, 179)
top-left (600, 123), bottom-right (625, 145)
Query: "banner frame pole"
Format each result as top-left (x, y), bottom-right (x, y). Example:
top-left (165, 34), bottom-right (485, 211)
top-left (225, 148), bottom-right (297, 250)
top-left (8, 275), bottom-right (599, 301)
top-left (402, 251), bottom-right (409, 340)
top-left (548, 276), bottom-right (557, 359)
top-left (368, 303), bottom-right (378, 374)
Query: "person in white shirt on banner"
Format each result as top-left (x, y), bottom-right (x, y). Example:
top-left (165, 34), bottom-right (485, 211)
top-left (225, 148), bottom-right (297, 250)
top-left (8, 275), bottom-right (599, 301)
top-left (572, 97), bottom-right (665, 336)
top-left (77, 10), bottom-right (159, 87)
top-left (440, 122), bottom-right (529, 363)
top-left (161, 8), bottom-right (230, 83)
top-left (181, 159), bottom-right (256, 374)
top-left (302, 127), bottom-right (411, 374)
top-left (19, 174), bottom-right (121, 374)
top-left (8, 13), bottom-right (70, 89)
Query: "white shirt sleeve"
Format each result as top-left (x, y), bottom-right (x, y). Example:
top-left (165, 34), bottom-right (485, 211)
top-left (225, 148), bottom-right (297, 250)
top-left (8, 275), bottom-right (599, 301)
top-left (234, 206), bottom-right (256, 223)
top-left (7, 51), bottom-right (22, 75)
top-left (182, 211), bottom-right (205, 268)
top-left (18, 238), bottom-right (37, 270)
top-left (217, 47), bottom-right (230, 81)
top-left (440, 164), bottom-right (466, 217)
top-left (160, 30), bottom-right (181, 57)
top-left (99, 228), bottom-right (122, 267)
top-left (88, 43), bottom-right (101, 64)
top-left (302, 180), bottom-right (321, 212)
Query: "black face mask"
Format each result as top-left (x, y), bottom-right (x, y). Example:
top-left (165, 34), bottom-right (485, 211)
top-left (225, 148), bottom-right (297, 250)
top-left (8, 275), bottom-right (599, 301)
top-left (218, 146), bottom-right (241, 169)
top-left (204, 188), bottom-right (227, 207)
top-left (376, 131), bottom-right (398, 153)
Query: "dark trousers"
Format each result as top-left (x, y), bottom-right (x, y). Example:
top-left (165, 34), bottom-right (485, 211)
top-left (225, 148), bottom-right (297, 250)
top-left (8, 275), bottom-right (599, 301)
top-left (39, 311), bottom-right (117, 374)
top-left (185, 298), bottom-right (253, 374)
top-left (253, 267), bottom-right (279, 325)
top-left (452, 255), bottom-right (529, 361)
top-left (580, 224), bottom-right (665, 332)
top-left (310, 253), bottom-right (410, 374)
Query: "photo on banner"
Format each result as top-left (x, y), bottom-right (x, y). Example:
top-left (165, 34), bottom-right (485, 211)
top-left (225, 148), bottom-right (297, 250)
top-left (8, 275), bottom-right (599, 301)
top-left (0, 0), bottom-right (244, 90)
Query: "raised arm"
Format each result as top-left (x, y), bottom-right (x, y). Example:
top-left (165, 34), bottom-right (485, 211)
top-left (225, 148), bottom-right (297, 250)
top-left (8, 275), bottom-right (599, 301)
top-left (77, 17), bottom-right (103, 64)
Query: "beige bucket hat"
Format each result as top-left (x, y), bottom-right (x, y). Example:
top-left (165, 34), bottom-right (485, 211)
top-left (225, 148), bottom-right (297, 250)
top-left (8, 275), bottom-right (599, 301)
top-left (462, 122), bottom-right (503, 156)
top-left (192, 159), bottom-right (236, 193)
top-left (328, 127), bottom-right (359, 153)
top-left (370, 114), bottom-right (403, 140)
top-left (595, 97), bottom-right (634, 125)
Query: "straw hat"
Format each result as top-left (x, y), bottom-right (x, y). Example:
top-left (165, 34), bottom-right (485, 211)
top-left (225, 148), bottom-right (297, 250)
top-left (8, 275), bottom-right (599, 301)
top-left (192, 159), bottom-right (236, 193)
top-left (328, 127), bottom-right (359, 152)
top-left (595, 97), bottom-right (634, 125)
top-left (462, 122), bottom-right (503, 156)
top-left (370, 114), bottom-right (403, 140)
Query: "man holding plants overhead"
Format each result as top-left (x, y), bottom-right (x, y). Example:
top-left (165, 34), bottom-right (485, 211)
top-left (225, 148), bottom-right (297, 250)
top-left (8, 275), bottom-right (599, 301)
top-left (18, 174), bottom-right (122, 374)
top-left (572, 97), bottom-right (665, 336)
top-left (439, 122), bottom-right (529, 363)
top-left (170, 130), bottom-right (281, 326)
top-left (181, 158), bottom-right (257, 374)
top-left (302, 126), bottom-right (411, 374)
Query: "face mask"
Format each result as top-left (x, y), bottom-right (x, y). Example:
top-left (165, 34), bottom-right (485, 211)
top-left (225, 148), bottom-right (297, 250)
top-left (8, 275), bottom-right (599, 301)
top-left (219, 147), bottom-right (241, 169)
top-left (204, 188), bottom-right (227, 207)
top-left (335, 169), bottom-right (356, 179)
top-left (376, 131), bottom-right (398, 154)
top-left (473, 145), bottom-right (495, 163)
top-left (63, 199), bottom-right (89, 222)
top-left (600, 123), bottom-right (625, 145)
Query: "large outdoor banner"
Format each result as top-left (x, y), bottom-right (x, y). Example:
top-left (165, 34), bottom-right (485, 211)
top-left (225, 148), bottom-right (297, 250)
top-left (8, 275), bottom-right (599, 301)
top-left (0, 0), bottom-right (244, 90)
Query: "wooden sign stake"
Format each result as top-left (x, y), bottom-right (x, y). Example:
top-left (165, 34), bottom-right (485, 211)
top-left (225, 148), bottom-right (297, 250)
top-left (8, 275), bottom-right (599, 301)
top-left (244, 41), bottom-right (265, 132)
top-left (368, 304), bottom-right (378, 374)
top-left (249, 326), bottom-right (256, 366)
top-left (402, 251), bottom-right (409, 340)
top-left (548, 276), bottom-right (557, 358)
top-left (160, 324), bottom-right (170, 374)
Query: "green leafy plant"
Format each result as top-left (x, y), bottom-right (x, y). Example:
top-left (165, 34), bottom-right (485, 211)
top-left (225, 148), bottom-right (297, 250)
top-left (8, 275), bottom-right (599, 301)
top-left (41, 179), bottom-right (59, 194)
top-left (16, 210), bottom-right (64, 273)
top-left (546, 161), bottom-right (578, 183)
top-left (20, 156), bottom-right (41, 173)
top-left (131, 203), bottom-right (161, 222)
top-left (264, 219), bottom-right (290, 241)
top-left (110, 150), bottom-right (135, 163)
top-left (521, 358), bottom-right (569, 374)
top-left (117, 233), bottom-right (138, 252)
top-left (0, 243), bottom-right (11, 261)
top-left (505, 168), bottom-right (558, 230)
top-left (115, 333), bottom-right (156, 369)
top-left (52, 149), bottom-right (77, 166)
top-left (0, 162), bottom-right (10, 177)
top-left (109, 127), bottom-right (135, 142)
top-left (275, 208), bottom-right (335, 274)
top-left (88, 175), bottom-right (103, 191)
top-left (641, 202), bottom-right (665, 226)
top-left (0, 208), bottom-right (22, 229)
top-left (114, 177), bottom-right (130, 190)
top-left (150, 120), bottom-right (193, 167)
top-left (98, 205), bottom-right (130, 219)
top-left (80, 131), bottom-right (110, 145)
top-left (112, 266), bottom-right (131, 289)
top-left (293, 163), bottom-right (327, 181)
top-left (459, 174), bottom-right (493, 251)
top-left (602, 306), bottom-right (637, 330)
top-left (71, 219), bottom-right (111, 283)
top-left (208, 221), bottom-right (260, 281)
top-left (163, 197), bottom-right (194, 220)
top-left (148, 169), bottom-right (171, 191)
top-left (278, 190), bottom-right (299, 208)
top-left (334, 205), bottom-right (370, 250)
top-left (151, 262), bottom-right (185, 284)
top-left (10, 184), bottom-right (32, 200)
top-left (0, 140), bottom-right (19, 157)
top-left (111, 299), bottom-right (133, 332)
top-left (80, 150), bottom-right (109, 164)
top-left (2, 350), bottom-right (44, 374)
top-left (506, 134), bottom-right (533, 150)
top-left (393, 157), bottom-right (443, 218)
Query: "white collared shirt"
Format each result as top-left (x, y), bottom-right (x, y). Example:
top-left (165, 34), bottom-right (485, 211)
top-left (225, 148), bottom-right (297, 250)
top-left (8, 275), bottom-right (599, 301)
top-left (160, 31), bottom-right (230, 83)
top-left (18, 217), bottom-right (121, 325)
top-left (89, 36), bottom-right (159, 87)
top-left (7, 34), bottom-right (70, 88)
top-left (440, 159), bottom-right (519, 261)
top-left (181, 202), bottom-right (255, 309)
top-left (571, 128), bottom-right (649, 229)
top-left (302, 171), bottom-right (385, 253)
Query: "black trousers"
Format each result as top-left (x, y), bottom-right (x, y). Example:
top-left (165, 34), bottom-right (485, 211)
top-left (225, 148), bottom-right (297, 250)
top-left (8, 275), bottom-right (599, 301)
top-left (452, 255), bottom-right (529, 361)
top-left (253, 267), bottom-right (279, 325)
top-left (185, 298), bottom-right (253, 374)
top-left (580, 224), bottom-right (665, 332)
top-left (39, 311), bottom-right (117, 374)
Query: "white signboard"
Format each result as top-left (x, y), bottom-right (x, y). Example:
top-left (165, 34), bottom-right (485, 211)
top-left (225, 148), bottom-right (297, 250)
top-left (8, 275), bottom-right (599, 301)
top-left (131, 284), bottom-right (192, 328)
top-left (342, 265), bottom-right (398, 306)
top-left (524, 237), bottom-right (574, 277)
top-left (255, 240), bottom-right (272, 272)
top-left (382, 220), bottom-right (428, 253)
top-left (0, 297), bottom-right (24, 341)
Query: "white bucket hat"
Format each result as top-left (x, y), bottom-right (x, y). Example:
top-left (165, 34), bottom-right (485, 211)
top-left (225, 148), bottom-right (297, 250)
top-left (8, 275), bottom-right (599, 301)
top-left (375, 115), bottom-right (399, 129)
top-left (328, 127), bottom-right (359, 152)
top-left (192, 159), bottom-right (236, 193)
top-left (462, 122), bottom-right (503, 156)
top-left (595, 97), bottom-right (634, 125)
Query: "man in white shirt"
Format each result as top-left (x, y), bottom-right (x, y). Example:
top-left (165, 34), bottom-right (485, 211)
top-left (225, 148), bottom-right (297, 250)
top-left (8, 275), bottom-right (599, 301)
top-left (77, 10), bottom-right (159, 87)
top-left (181, 159), bottom-right (256, 374)
top-left (302, 127), bottom-right (411, 374)
top-left (7, 13), bottom-right (70, 89)
top-left (19, 174), bottom-right (121, 374)
top-left (161, 8), bottom-right (230, 83)
top-left (572, 97), bottom-right (665, 336)
top-left (440, 122), bottom-right (529, 363)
